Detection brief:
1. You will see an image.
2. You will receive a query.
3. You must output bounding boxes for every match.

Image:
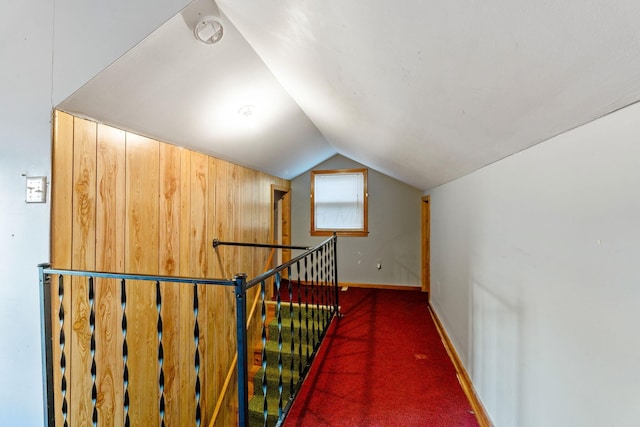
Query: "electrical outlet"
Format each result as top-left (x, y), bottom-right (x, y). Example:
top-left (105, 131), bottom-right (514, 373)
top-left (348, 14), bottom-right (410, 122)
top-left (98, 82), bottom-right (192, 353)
top-left (26, 176), bottom-right (47, 203)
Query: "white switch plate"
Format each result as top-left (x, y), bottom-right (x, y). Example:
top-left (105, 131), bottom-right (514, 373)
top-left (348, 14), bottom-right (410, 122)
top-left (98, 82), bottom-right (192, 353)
top-left (26, 176), bottom-right (47, 203)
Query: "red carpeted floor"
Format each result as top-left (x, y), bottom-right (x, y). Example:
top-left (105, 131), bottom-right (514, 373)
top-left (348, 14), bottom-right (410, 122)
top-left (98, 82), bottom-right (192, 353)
top-left (283, 287), bottom-right (479, 427)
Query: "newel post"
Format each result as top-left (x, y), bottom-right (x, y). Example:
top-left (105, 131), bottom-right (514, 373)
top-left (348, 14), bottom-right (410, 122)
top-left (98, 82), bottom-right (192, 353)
top-left (234, 273), bottom-right (249, 426)
top-left (38, 263), bottom-right (55, 427)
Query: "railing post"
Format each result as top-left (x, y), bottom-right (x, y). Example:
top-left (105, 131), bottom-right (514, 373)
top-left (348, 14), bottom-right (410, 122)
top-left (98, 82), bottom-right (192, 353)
top-left (38, 263), bottom-right (54, 427)
top-left (234, 273), bottom-right (249, 427)
top-left (332, 233), bottom-right (339, 315)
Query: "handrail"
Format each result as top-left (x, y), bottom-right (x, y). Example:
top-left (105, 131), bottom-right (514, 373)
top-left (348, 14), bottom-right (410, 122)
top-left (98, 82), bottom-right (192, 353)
top-left (39, 265), bottom-right (234, 286)
top-left (245, 235), bottom-right (335, 291)
top-left (212, 239), bottom-right (309, 251)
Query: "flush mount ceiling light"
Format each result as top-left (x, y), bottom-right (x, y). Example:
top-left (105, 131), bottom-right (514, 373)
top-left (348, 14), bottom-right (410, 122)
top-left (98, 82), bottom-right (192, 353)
top-left (194, 16), bottom-right (224, 44)
top-left (237, 104), bottom-right (256, 118)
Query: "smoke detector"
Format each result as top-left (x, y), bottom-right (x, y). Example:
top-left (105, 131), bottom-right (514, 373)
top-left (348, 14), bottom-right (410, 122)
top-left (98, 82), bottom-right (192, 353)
top-left (194, 16), bottom-right (224, 44)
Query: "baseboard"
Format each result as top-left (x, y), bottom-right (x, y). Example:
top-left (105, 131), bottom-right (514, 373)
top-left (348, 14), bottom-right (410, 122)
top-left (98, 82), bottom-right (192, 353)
top-left (284, 279), bottom-right (421, 292)
top-left (340, 282), bottom-right (421, 291)
top-left (428, 305), bottom-right (493, 427)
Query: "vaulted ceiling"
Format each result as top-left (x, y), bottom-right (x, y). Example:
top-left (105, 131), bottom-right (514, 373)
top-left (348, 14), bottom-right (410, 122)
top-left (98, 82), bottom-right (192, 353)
top-left (57, 0), bottom-right (640, 191)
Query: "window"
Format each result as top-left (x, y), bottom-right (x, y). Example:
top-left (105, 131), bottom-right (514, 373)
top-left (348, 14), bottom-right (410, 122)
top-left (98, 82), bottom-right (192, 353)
top-left (311, 168), bottom-right (368, 236)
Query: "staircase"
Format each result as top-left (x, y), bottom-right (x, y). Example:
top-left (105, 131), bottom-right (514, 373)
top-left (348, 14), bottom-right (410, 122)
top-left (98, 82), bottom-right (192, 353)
top-left (248, 301), bottom-right (323, 426)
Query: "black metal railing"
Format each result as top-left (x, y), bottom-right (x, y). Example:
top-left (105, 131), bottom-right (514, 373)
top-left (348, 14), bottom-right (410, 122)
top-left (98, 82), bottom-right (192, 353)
top-left (217, 234), bottom-right (339, 427)
top-left (38, 234), bottom-right (338, 427)
top-left (38, 267), bottom-right (238, 427)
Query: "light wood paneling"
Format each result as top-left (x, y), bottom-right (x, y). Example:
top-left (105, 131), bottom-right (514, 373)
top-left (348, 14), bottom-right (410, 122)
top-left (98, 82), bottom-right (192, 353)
top-left (51, 111), bottom-right (74, 269)
top-left (95, 123), bottom-right (126, 426)
top-left (96, 124), bottom-right (126, 272)
top-left (207, 157), bottom-right (227, 419)
top-left (224, 162), bottom-right (239, 395)
top-left (207, 157), bottom-right (217, 279)
top-left (51, 111), bottom-right (74, 427)
top-left (125, 133), bottom-right (159, 427)
top-left (159, 143), bottom-right (181, 276)
top-left (189, 151), bottom-right (212, 421)
top-left (71, 118), bottom-right (97, 270)
top-left (211, 159), bottom-right (234, 427)
top-left (70, 117), bottom-right (97, 426)
top-left (50, 112), bottom-right (291, 427)
top-left (125, 133), bottom-right (159, 275)
top-left (178, 149), bottom-right (197, 426)
top-left (159, 143), bottom-right (182, 425)
top-left (190, 151), bottom-right (209, 278)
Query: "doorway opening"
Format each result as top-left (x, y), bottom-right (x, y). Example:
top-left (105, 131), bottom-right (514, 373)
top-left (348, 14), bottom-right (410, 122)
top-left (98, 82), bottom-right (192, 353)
top-left (271, 185), bottom-right (291, 270)
top-left (421, 195), bottom-right (430, 296)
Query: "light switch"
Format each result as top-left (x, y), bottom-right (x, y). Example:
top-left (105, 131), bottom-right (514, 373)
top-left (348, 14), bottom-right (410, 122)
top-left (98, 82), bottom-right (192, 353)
top-left (26, 176), bottom-right (47, 203)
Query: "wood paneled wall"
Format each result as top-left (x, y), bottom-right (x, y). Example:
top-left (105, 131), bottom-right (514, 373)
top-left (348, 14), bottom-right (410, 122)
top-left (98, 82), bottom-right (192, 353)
top-left (50, 111), bottom-right (289, 427)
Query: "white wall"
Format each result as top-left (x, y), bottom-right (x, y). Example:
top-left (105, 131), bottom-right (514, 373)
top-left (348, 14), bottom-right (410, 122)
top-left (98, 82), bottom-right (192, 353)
top-left (0, 1), bottom-right (188, 425)
top-left (429, 102), bottom-right (640, 427)
top-left (0, 2), bottom-right (54, 424)
top-left (291, 154), bottom-right (422, 286)
top-left (52, 0), bottom-right (190, 105)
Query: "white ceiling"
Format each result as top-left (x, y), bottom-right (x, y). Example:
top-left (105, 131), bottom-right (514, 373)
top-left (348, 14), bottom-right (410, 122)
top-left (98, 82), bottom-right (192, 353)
top-left (58, 0), bottom-right (640, 191)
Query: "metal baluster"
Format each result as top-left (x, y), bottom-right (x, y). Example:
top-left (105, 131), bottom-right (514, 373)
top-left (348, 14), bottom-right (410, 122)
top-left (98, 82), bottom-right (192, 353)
top-left (316, 249), bottom-right (322, 341)
top-left (194, 285), bottom-right (201, 427)
top-left (89, 277), bottom-right (98, 426)
top-left (325, 243), bottom-right (331, 321)
top-left (58, 275), bottom-right (68, 427)
top-left (296, 260), bottom-right (303, 376)
top-left (318, 246), bottom-right (324, 330)
top-left (318, 249), bottom-right (323, 341)
top-left (328, 240), bottom-right (332, 315)
top-left (320, 246), bottom-right (327, 330)
top-left (303, 257), bottom-right (310, 361)
top-left (156, 281), bottom-right (165, 427)
top-left (330, 239), bottom-right (337, 315)
top-left (323, 243), bottom-right (329, 315)
top-left (261, 280), bottom-right (268, 427)
top-left (333, 234), bottom-right (340, 316)
top-left (276, 273), bottom-right (283, 420)
top-left (316, 247), bottom-right (322, 331)
top-left (310, 252), bottom-right (318, 347)
top-left (329, 241), bottom-right (338, 314)
top-left (327, 244), bottom-right (332, 321)
top-left (288, 264), bottom-right (294, 400)
top-left (121, 279), bottom-right (130, 427)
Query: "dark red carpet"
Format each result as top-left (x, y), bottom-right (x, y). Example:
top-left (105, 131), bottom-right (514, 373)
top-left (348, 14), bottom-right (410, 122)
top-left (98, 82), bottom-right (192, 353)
top-left (283, 287), bottom-right (479, 427)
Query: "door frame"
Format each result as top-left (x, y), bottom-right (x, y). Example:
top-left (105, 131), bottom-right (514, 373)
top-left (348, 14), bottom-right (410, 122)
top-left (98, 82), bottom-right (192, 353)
top-left (421, 195), bottom-right (430, 295)
top-left (270, 184), bottom-right (291, 267)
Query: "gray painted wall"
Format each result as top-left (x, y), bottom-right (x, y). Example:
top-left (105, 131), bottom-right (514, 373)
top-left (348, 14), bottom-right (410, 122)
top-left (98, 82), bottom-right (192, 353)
top-left (429, 101), bottom-right (640, 427)
top-left (291, 154), bottom-right (422, 286)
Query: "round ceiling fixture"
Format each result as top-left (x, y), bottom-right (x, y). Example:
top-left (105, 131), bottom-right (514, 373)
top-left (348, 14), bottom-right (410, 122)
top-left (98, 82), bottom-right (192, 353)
top-left (194, 16), bottom-right (224, 44)
top-left (237, 104), bottom-right (256, 119)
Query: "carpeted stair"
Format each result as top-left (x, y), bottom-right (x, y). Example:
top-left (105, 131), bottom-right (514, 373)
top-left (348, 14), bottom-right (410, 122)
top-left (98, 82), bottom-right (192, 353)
top-left (248, 303), bottom-right (324, 427)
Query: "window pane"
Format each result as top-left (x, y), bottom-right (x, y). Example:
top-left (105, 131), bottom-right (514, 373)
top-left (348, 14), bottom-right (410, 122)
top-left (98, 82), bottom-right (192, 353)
top-left (314, 172), bottom-right (364, 230)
